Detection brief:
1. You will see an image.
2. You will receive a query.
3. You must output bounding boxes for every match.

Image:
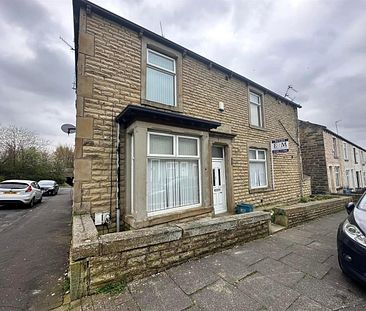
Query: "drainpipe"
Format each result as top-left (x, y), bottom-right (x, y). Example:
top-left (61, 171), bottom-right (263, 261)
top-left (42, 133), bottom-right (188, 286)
top-left (116, 122), bottom-right (121, 232)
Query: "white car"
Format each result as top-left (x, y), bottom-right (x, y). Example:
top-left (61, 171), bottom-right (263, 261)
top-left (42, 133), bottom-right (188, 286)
top-left (0, 180), bottom-right (42, 208)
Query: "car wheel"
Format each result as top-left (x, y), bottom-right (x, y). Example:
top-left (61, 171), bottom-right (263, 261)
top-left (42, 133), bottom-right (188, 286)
top-left (53, 190), bottom-right (56, 196)
top-left (28, 198), bottom-right (35, 208)
top-left (38, 196), bottom-right (42, 203)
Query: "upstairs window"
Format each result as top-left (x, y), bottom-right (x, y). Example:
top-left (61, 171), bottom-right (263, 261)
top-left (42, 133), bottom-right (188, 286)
top-left (249, 149), bottom-right (267, 188)
top-left (353, 148), bottom-right (358, 163)
top-left (343, 142), bottom-right (349, 160)
top-left (332, 137), bottom-right (338, 158)
top-left (146, 49), bottom-right (176, 106)
top-left (249, 91), bottom-right (263, 127)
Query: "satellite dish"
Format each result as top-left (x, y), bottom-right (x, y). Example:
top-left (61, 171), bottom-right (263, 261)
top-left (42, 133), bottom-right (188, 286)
top-left (61, 124), bottom-right (76, 135)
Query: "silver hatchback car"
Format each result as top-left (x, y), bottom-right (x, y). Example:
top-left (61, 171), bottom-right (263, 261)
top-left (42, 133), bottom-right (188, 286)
top-left (0, 180), bottom-right (43, 208)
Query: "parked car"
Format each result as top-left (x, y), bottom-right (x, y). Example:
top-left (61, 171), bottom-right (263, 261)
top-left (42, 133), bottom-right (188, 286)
top-left (0, 180), bottom-right (42, 208)
top-left (38, 180), bottom-right (59, 195)
top-left (337, 193), bottom-right (366, 285)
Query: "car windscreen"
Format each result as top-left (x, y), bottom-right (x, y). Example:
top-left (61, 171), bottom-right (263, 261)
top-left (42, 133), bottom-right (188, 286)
top-left (0, 182), bottom-right (29, 189)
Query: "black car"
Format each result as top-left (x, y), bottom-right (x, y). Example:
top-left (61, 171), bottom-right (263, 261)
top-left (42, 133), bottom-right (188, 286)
top-left (337, 193), bottom-right (366, 285)
top-left (38, 180), bottom-right (59, 196)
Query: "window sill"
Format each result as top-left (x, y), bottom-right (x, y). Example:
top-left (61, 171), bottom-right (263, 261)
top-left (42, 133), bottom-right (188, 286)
top-left (125, 206), bottom-right (212, 229)
top-left (249, 124), bottom-right (267, 132)
top-left (142, 99), bottom-right (183, 113)
top-left (249, 187), bottom-right (274, 194)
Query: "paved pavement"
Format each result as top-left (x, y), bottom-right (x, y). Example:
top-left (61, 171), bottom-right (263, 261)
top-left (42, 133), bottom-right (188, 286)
top-left (0, 188), bottom-right (72, 311)
top-left (61, 210), bottom-right (366, 311)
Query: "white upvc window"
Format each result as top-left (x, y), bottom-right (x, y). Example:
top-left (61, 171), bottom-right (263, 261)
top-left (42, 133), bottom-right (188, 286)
top-left (353, 148), bottom-right (358, 163)
top-left (345, 170), bottom-right (350, 188)
top-left (335, 166), bottom-right (340, 188)
top-left (249, 149), bottom-right (268, 188)
top-left (249, 91), bottom-right (263, 127)
top-left (146, 49), bottom-right (176, 106)
top-left (147, 132), bottom-right (201, 214)
top-left (343, 142), bottom-right (349, 160)
top-left (332, 137), bottom-right (338, 158)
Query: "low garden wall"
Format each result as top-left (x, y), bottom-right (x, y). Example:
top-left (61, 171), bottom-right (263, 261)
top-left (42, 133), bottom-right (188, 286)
top-left (273, 195), bottom-right (357, 228)
top-left (70, 211), bottom-right (271, 300)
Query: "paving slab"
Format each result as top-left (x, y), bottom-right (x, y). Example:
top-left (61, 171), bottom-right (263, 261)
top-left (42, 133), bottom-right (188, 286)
top-left (167, 258), bottom-right (219, 295)
top-left (243, 235), bottom-right (293, 260)
top-left (128, 272), bottom-right (192, 311)
top-left (191, 279), bottom-right (263, 311)
top-left (280, 252), bottom-right (331, 279)
top-left (237, 273), bottom-right (300, 311)
top-left (294, 275), bottom-right (361, 310)
top-left (286, 243), bottom-right (332, 263)
top-left (223, 245), bottom-right (265, 266)
top-left (321, 267), bottom-right (366, 298)
top-left (286, 296), bottom-right (331, 311)
top-left (276, 228), bottom-right (315, 245)
top-left (250, 257), bottom-right (305, 287)
top-left (199, 252), bottom-right (255, 284)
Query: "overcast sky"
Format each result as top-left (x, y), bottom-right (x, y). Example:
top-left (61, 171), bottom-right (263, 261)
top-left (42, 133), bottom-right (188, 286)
top-left (0, 0), bottom-right (365, 149)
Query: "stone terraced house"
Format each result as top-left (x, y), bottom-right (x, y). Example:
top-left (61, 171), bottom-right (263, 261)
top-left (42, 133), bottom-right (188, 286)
top-left (299, 120), bottom-right (366, 194)
top-left (72, 0), bottom-right (309, 231)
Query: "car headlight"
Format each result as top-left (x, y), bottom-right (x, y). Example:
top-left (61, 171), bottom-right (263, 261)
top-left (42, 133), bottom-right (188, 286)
top-left (343, 219), bottom-right (366, 247)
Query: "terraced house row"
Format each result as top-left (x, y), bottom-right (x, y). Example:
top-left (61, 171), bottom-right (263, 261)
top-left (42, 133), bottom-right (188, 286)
top-left (72, 0), bottom-right (361, 232)
top-left (299, 121), bottom-right (366, 194)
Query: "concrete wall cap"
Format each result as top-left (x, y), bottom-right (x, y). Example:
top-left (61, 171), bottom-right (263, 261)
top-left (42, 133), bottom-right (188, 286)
top-left (100, 225), bottom-right (182, 255)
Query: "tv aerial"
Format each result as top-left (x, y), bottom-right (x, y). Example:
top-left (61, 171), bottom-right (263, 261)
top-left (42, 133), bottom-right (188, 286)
top-left (61, 124), bottom-right (76, 135)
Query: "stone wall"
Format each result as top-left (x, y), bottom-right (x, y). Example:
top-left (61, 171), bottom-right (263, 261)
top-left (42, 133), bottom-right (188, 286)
top-left (273, 196), bottom-right (352, 228)
top-left (70, 211), bottom-right (270, 300)
top-left (302, 174), bottom-right (312, 197)
top-left (73, 5), bottom-right (304, 227)
top-left (299, 121), bottom-right (329, 194)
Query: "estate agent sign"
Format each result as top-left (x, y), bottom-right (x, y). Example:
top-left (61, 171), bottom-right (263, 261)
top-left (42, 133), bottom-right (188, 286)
top-left (271, 138), bottom-right (289, 154)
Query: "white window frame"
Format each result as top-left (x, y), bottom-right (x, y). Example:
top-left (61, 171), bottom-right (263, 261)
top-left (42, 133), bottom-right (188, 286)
top-left (332, 137), bottom-right (338, 158)
top-left (353, 148), bottom-right (358, 163)
top-left (146, 49), bottom-right (177, 106)
top-left (249, 91), bottom-right (263, 127)
top-left (335, 166), bottom-right (340, 188)
top-left (147, 132), bottom-right (201, 216)
top-left (343, 142), bottom-right (349, 160)
top-left (249, 148), bottom-right (268, 189)
top-left (345, 170), bottom-right (350, 188)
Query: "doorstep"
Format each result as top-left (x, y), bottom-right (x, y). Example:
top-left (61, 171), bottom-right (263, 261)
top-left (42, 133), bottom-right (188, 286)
top-left (269, 222), bottom-right (286, 235)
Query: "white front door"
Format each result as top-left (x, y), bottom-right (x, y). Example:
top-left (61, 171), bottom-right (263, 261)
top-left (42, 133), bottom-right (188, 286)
top-left (212, 158), bottom-right (227, 214)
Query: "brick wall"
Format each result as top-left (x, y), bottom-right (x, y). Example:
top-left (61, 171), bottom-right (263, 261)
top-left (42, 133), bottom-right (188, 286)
top-left (70, 211), bottom-right (270, 299)
top-left (299, 121), bottom-right (329, 194)
top-left (74, 7), bottom-right (304, 225)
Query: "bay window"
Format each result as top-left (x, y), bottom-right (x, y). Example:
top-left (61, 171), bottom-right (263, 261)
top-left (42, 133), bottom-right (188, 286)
top-left (249, 149), bottom-right (268, 188)
top-left (147, 132), bottom-right (200, 213)
top-left (146, 49), bottom-right (176, 106)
